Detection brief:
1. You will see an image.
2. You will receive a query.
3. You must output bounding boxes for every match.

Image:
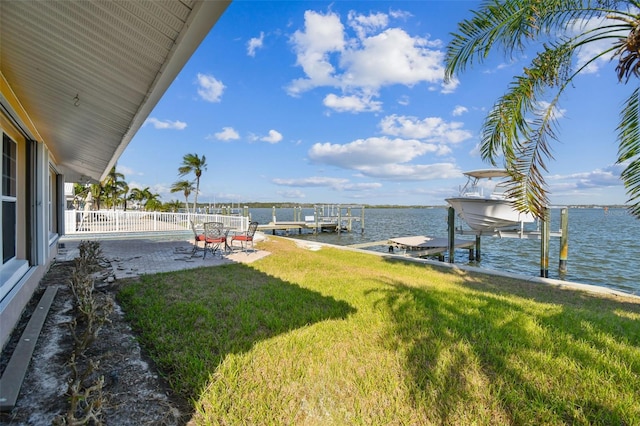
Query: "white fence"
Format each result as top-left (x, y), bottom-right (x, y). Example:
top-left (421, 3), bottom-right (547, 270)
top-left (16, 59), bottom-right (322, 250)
top-left (64, 210), bottom-right (249, 235)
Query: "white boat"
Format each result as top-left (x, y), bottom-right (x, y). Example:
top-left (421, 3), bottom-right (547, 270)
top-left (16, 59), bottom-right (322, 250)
top-left (445, 169), bottom-right (536, 232)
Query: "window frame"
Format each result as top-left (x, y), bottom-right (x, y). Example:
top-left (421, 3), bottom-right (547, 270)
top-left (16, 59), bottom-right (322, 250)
top-left (2, 133), bottom-right (17, 264)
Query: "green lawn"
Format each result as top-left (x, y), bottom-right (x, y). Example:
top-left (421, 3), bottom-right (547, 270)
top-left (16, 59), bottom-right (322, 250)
top-left (118, 237), bottom-right (640, 425)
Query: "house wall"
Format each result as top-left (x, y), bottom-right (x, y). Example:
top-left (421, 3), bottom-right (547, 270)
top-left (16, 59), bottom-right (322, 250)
top-left (0, 73), bottom-right (60, 350)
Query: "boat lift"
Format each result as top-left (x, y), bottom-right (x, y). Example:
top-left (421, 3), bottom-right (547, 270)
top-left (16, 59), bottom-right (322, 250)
top-left (448, 206), bottom-right (569, 278)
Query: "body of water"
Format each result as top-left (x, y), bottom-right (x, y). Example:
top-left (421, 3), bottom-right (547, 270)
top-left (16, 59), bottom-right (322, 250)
top-left (248, 207), bottom-right (639, 296)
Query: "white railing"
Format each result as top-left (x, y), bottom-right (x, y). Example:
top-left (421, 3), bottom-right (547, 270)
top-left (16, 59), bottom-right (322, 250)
top-left (64, 210), bottom-right (249, 235)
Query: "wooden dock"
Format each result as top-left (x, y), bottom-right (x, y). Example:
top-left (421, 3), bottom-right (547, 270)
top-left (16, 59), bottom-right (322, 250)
top-left (259, 204), bottom-right (365, 235)
top-left (258, 221), bottom-right (340, 234)
top-left (349, 235), bottom-right (476, 260)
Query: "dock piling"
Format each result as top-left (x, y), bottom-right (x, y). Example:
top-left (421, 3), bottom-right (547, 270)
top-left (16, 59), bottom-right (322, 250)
top-left (540, 207), bottom-right (550, 278)
top-left (448, 207), bottom-right (455, 263)
top-left (559, 208), bottom-right (569, 276)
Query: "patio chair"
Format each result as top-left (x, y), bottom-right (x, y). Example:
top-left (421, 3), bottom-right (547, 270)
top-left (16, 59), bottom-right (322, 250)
top-left (203, 222), bottom-right (227, 259)
top-left (190, 220), bottom-right (206, 256)
top-left (230, 221), bottom-right (259, 252)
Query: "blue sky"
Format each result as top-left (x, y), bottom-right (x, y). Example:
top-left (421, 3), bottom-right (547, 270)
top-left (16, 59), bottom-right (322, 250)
top-left (117, 0), bottom-right (631, 206)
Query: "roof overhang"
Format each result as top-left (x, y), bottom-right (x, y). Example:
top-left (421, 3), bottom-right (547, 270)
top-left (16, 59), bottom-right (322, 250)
top-left (0, 0), bottom-right (230, 182)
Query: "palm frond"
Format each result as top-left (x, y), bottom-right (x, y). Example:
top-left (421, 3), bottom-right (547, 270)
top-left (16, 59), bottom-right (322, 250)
top-left (480, 43), bottom-right (574, 218)
top-left (617, 87), bottom-right (640, 217)
top-left (503, 101), bottom-right (559, 218)
top-left (445, 0), bottom-right (609, 81)
top-left (448, 0), bottom-right (640, 220)
top-left (480, 43), bottom-right (571, 162)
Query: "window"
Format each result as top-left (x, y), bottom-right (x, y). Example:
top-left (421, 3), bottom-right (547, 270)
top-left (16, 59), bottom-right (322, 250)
top-left (49, 167), bottom-right (56, 235)
top-left (2, 133), bottom-right (17, 263)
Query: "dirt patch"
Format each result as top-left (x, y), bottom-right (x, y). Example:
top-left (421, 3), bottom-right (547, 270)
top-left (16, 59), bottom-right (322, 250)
top-left (0, 260), bottom-right (191, 425)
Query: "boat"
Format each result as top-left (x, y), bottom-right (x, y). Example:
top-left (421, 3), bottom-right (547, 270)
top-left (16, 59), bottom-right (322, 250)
top-left (445, 169), bottom-right (536, 232)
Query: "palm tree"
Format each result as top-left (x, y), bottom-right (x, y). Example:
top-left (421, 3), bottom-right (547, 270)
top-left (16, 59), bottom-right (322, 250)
top-left (102, 166), bottom-right (128, 210)
top-left (165, 199), bottom-right (183, 213)
top-left (144, 192), bottom-right (162, 211)
top-left (121, 183), bottom-right (130, 211)
top-left (178, 153), bottom-right (207, 214)
top-left (89, 183), bottom-right (104, 210)
top-left (72, 183), bottom-right (88, 209)
top-left (128, 187), bottom-right (145, 210)
top-left (170, 179), bottom-right (195, 213)
top-left (445, 0), bottom-right (640, 218)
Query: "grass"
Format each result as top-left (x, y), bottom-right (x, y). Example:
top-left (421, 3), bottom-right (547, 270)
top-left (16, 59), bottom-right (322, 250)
top-left (117, 237), bottom-right (640, 425)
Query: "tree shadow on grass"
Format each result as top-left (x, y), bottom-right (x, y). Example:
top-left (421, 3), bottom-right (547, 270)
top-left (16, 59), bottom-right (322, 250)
top-left (375, 259), bottom-right (640, 424)
top-left (117, 263), bottom-right (356, 400)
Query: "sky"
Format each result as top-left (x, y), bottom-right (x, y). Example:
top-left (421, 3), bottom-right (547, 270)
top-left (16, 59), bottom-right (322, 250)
top-left (117, 0), bottom-right (632, 207)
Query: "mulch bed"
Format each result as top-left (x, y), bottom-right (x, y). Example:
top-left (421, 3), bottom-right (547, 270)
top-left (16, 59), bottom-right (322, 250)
top-left (0, 260), bottom-right (191, 425)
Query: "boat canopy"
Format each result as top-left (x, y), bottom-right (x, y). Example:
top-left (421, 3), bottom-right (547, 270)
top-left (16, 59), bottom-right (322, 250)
top-left (463, 169), bottom-right (509, 179)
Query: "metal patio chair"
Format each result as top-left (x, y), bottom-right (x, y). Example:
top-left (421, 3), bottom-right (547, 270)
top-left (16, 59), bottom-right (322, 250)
top-left (203, 222), bottom-right (228, 259)
top-left (230, 221), bottom-right (259, 252)
top-left (190, 220), bottom-right (206, 256)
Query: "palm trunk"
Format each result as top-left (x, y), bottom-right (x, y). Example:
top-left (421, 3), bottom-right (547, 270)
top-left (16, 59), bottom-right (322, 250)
top-left (193, 178), bottom-right (200, 215)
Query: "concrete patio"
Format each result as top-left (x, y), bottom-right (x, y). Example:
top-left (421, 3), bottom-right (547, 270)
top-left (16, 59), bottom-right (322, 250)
top-left (56, 233), bottom-right (270, 280)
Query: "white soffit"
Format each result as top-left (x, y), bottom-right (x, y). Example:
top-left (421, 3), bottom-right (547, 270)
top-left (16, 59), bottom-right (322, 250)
top-left (0, 0), bottom-right (230, 182)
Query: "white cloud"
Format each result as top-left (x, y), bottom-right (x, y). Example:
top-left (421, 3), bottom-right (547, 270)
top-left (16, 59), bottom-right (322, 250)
top-left (287, 10), bottom-right (451, 109)
top-left (277, 189), bottom-right (307, 199)
top-left (568, 16), bottom-right (617, 74)
top-left (144, 117), bottom-right (187, 130)
top-left (273, 176), bottom-right (349, 188)
top-left (288, 11), bottom-right (345, 96)
top-left (440, 75), bottom-right (460, 93)
top-left (535, 101), bottom-right (566, 120)
top-left (306, 132), bottom-right (466, 181)
top-left (483, 60), bottom-right (518, 74)
top-left (323, 93), bottom-right (382, 113)
top-left (309, 137), bottom-right (438, 168)
top-left (379, 114), bottom-right (472, 144)
top-left (452, 105), bottom-right (468, 116)
top-left (340, 28), bottom-right (444, 88)
top-left (196, 73), bottom-right (225, 102)
top-left (273, 176), bottom-right (382, 192)
top-left (343, 182), bottom-right (383, 191)
top-left (348, 11), bottom-right (388, 39)
top-left (549, 164), bottom-right (624, 189)
top-left (354, 163), bottom-right (461, 180)
top-left (389, 9), bottom-right (412, 20)
top-left (260, 129), bottom-right (283, 144)
top-left (546, 164), bottom-right (627, 204)
top-left (247, 32), bottom-right (265, 57)
top-left (214, 127), bottom-right (240, 141)
top-left (116, 165), bottom-right (138, 177)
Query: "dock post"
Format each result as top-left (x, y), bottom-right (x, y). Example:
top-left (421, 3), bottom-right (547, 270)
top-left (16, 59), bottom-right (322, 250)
top-left (347, 207), bottom-right (352, 232)
top-left (243, 205), bottom-right (249, 218)
top-left (559, 207), bottom-right (569, 276)
top-left (337, 208), bottom-right (342, 234)
top-left (448, 207), bottom-right (455, 263)
top-left (361, 206), bottom-right (365, 233)
top-left (272, 206), bottom-right (277, 224)
top-left (540, 207), bottom-right (550, 278)
top-left (314, 205), bottom-right (320, 234)
top-left (475, 234), bottom-right (481, 261)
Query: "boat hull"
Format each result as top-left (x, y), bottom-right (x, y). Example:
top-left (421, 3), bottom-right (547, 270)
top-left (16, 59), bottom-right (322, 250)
top-left (446, 197), bottom-right (535, 231)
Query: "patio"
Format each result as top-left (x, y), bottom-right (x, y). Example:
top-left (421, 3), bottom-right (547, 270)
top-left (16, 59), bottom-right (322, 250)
top-left (57, 233), bottom-right (269, 280)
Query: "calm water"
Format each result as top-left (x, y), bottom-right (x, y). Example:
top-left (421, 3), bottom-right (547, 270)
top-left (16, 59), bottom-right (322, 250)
top-left (249, 207), bottom-right (640, 295)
